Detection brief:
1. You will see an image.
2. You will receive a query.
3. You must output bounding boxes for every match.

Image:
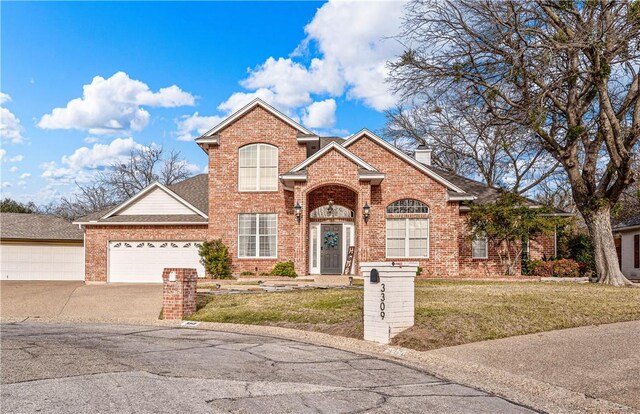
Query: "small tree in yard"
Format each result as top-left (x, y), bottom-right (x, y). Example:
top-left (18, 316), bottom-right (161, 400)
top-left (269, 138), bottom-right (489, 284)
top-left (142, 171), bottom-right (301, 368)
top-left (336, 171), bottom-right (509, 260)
top-left (198, 239), bottom-right (232, 279)
top-left (467, 192), bottom-right (563, 276)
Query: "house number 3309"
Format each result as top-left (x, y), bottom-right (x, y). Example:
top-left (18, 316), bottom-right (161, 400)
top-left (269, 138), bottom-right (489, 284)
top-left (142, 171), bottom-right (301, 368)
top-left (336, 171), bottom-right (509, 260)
top-left (380, 283), bottom-right (386, 320)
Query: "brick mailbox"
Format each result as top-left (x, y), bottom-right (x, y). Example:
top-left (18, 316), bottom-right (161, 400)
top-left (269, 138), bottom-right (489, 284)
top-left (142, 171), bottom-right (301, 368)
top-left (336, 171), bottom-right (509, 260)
top-left (162, 268), bottom-right (198, 320)
top-left (361, 262), bottom-right (417, 344)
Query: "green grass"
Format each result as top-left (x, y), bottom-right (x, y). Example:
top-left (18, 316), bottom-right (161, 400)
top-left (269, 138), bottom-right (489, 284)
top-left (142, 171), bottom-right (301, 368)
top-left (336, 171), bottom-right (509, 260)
top-left (188, 280), bottom-right (640, 351)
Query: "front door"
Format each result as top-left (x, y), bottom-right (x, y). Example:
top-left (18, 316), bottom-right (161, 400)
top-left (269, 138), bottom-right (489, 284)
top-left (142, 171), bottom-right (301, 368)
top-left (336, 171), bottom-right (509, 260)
top-left (321, 224), bottom-right (342, 274)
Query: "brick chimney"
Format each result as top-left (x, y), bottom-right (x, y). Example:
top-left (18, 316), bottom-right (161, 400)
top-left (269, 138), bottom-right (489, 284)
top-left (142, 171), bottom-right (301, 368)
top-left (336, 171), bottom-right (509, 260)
top-left (414, 145), bottom-right (432, 165)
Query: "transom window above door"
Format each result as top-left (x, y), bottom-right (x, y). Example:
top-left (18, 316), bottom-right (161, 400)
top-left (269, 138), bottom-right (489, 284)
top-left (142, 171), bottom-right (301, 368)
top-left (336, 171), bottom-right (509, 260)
top-left (238, 144), bottom-right (278, 191)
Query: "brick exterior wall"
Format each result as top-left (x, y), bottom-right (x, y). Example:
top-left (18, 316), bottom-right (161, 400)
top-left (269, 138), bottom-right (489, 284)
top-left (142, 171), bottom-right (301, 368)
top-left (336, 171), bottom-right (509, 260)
top-left (207, 106), bottom-right (305, 275)
top-left (82, 105), bottom-right (547, 281)
top-left (162, 267), bottom-right (197, 320)
top-left (84, 225), bottom-right (208, 282)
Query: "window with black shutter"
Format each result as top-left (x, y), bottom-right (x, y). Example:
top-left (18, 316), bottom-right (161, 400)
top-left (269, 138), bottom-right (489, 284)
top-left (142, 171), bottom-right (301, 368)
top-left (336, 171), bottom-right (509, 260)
top-left (634, 234), bottom-right (639, 269)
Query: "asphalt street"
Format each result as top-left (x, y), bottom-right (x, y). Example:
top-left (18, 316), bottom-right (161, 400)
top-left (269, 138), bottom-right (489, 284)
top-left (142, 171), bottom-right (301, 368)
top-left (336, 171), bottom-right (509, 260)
top-left (0, 323), bottom-right (536, 413)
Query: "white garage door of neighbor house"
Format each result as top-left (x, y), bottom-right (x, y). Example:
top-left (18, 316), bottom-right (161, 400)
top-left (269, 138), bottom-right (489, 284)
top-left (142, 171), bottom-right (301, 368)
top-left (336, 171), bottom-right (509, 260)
top-left (108, 241), bottom-right (204, 283)
top-left (0, 243), bottom-right (84, 281)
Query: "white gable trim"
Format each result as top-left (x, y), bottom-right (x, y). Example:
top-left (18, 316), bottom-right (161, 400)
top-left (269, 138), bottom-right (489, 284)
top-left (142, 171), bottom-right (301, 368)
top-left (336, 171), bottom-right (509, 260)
top-left (102, 182), bottom-right (208, 219)
top-left (342, 129), bottom-right (466, 193)
top-left (289, 141), bottom-right (378, 173)
top-left (195, 98), bottom-right (314, 140)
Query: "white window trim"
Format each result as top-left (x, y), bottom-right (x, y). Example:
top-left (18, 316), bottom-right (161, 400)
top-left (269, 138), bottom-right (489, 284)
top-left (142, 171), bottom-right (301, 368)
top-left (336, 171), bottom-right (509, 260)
top-left (472, 237), bottom-right (489, 259)
top-left (385, 218), bottom-right (430, 259)
top-left (237, 213), bottom-right (278, 259)
top-left (238, 144), bottom-right (279, 192)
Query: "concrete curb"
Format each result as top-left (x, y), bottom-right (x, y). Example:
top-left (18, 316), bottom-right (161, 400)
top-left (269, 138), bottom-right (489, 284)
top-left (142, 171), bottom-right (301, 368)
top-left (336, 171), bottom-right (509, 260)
top-left (1, 316), bottom-right (635, 414)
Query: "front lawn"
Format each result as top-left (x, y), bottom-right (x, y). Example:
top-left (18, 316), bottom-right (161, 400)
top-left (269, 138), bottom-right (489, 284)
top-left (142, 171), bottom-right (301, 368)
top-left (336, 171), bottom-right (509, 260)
top-left (187, 280), bottom-right (640, 351)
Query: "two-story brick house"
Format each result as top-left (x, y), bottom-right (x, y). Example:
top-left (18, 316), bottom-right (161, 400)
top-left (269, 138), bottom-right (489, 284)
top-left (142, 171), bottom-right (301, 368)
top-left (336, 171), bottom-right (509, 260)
top-left (75, 99), bottom-right (557, 283)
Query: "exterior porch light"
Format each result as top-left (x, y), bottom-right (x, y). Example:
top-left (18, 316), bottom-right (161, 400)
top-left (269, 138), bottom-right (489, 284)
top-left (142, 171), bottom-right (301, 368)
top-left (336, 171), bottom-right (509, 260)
top-left (363, 202), bottom-right (371, 223)
top-left (294, 201), bottom-right (302, 223)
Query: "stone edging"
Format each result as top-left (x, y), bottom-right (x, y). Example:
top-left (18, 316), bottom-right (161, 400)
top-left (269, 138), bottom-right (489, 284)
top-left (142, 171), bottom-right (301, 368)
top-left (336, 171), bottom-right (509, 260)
top-left (1, 317), bottom-right (634, 414)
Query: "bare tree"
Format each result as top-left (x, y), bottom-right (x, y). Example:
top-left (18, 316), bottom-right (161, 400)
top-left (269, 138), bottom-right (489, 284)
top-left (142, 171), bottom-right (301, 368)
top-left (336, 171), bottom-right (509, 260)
top-left (43, 182), bottom-right (117, 220)
top-left (389, 0), bottom-right (639, 286)
top-left (99, 146), bottom-right (191, 200)
top-left (386, 90), bottom-right (560, 193)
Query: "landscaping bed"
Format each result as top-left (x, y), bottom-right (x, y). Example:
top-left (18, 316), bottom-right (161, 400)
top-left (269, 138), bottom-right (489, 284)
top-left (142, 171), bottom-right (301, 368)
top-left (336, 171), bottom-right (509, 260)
top-left (187, 280), bottom-right (640, 351)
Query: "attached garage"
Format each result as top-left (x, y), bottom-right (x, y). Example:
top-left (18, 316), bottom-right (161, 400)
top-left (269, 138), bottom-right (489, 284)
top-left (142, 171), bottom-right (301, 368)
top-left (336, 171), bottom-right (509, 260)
top-left (0, 213), bottom-right (84, 281)
top-left (108, 240), bottom-right (204, 283)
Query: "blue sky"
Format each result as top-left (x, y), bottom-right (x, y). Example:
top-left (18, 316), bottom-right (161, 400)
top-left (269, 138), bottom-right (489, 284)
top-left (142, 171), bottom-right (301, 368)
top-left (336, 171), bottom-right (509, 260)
top-left (1, 1), bottom-right (406, 203)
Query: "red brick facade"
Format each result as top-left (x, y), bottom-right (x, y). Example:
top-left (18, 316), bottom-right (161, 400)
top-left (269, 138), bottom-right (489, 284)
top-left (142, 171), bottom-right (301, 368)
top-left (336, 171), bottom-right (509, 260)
top-left (82, 103), bottom-right (556, 281)
top-left (84, 225), bottom-right (208, 282)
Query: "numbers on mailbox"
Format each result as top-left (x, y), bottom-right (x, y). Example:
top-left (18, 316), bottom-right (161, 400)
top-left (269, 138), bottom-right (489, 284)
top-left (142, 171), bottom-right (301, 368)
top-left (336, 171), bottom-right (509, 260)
top-left (380, 283), bottom-right (386, 320)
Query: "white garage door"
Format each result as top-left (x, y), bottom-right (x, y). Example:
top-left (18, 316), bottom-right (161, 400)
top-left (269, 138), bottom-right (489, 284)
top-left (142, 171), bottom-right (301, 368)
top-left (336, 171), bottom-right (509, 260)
top-left (108, 241), bottom-right (204, 283)
top-left (0, 243), bottom-right (84, 281)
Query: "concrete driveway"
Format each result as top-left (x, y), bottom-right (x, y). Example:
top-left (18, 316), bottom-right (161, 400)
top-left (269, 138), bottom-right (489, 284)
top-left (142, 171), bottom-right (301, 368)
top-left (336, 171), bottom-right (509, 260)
top-left (430, 320), bottom-right (640, 410)
top-left (0, 281), bottom-right (162, 322)
top-left (0, 323), bottom-right (534, 413)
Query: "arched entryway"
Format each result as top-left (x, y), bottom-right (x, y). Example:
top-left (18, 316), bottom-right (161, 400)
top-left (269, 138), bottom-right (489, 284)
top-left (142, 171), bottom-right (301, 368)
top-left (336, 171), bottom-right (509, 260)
top-left (306, 185), bottom-right (358, 275)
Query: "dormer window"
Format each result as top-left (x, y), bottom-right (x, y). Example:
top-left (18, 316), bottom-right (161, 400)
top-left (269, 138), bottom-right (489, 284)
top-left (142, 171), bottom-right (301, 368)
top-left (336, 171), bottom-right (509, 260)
top-left (238, 143), bottom-right (278, 191)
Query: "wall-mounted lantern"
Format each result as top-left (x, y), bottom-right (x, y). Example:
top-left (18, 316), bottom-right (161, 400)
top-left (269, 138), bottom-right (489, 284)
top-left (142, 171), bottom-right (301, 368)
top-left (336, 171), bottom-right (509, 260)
top-left (363, 202), bottom-right (371, 224)
top-left (294, 201), bottom-right (302, 223)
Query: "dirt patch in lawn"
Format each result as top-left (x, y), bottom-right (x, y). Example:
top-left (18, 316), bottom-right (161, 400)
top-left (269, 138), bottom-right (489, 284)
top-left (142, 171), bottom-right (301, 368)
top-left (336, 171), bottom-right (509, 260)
top-left (188, 280), bottom-right (640, 351)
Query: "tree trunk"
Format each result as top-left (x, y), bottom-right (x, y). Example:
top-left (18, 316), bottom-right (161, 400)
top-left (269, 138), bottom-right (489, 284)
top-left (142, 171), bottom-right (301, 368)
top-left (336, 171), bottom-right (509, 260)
top-left (582, 206), bottom-right (634, 287)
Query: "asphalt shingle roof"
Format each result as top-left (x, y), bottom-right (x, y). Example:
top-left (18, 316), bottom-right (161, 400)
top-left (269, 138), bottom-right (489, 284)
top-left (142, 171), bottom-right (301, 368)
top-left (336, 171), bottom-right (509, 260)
top-left (1, 213), bottom-right (84, 241)
top-left (613, 214), bottom-right (640, 230)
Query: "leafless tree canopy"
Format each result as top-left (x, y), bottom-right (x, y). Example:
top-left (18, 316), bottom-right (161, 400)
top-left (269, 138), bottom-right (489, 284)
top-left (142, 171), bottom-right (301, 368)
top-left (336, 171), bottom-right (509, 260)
top-left (99, 147), bottom-right (191, 200)
top-left (385, 90), bottom-right (560, 193)
top-left (389, 0), bottom-right (639, 285)
top-left (46, 146), bottom-right (193, 220)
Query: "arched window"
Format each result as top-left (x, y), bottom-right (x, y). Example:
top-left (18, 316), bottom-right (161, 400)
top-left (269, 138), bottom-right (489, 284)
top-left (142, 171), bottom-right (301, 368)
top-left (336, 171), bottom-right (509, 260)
top-left (386, 199), bottom-right (429, 258)
top-left (238, 144), bottom-right (278, 191)
top-left (386, 199), bottom-right (429, 214)
top-left (310, 204), bottom-right (354, 219)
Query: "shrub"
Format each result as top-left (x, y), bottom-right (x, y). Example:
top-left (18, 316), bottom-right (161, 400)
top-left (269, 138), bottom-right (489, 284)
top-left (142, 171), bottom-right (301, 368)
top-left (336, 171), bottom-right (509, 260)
top-left (240, 271), bottom-right (256, 276)
top-left (198, 239), bottom-right (232, 279)
top-left (416, 266), bottom-right (423, 276)
top-left (270, 261), bottom-right (297, 277)
top-left (567, 234), bottom-right (595, 276)
top-left (528, 258), bottom-right (581, 278)
top-left (552, 259), bottom-right (581, 278)
top-left (528, 259), bottom-right (553, 277)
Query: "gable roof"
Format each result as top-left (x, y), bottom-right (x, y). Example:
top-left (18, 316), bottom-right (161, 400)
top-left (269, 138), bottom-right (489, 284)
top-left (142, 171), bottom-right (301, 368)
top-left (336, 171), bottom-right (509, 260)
top-left (289, 141), bottom-right (379, 173)
top-left (74, 174), bottom-right (209, 225)
top-left (195, 98), bottom-right (314, 143)
top-left (1, 213), bottom-right (83, 241)
top-left (102, 181), bottom-right (207, 219)
top-left (342, 129), bottom-right (468, 194)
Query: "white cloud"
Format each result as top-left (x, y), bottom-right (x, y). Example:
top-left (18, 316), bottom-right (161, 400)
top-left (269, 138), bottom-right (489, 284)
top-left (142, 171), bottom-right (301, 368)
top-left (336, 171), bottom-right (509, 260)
top-left (84, 136), bottom-right (101, 144)
top-left (0, 149), bottom-right (5, 162)
top-left (0, 107), bottom-right (25, 144)
top-left (41, 137), bottom-right (143, 184)
top-left (9, 166), bottom-right (18, 173)
top-left (38, 71), bottom-right (195, 135)
top-left (1, 182), bottom-right (11, 189)
top-left (19, 173), bottom-right (31, 179)
top-left (218, 1), bottom-right (405, 115)
top-left (175, 112), bottom-right (224, 142)
top-left (8, 154), bottom-right (23, 162)
top-left (16, 180), bottom-right (27, 187)
top-left (0, 92), bottom-right (11, 104)
top-left (302, 99), bottom-right (337, 129)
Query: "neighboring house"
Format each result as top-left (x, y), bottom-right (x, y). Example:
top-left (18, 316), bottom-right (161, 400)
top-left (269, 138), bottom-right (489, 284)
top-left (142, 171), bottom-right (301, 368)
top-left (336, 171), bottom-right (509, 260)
top-left (0, 213), bottom-right (84, 280)
top-left (613, 214), bottom-right (640, 281)
top-left (74, 99), bottom-right (557, 283)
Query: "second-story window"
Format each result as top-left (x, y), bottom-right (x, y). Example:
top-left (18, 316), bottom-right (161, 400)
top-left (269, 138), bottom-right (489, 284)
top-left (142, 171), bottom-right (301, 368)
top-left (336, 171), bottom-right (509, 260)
top-left (239, 144), bottom-right (278, 191)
